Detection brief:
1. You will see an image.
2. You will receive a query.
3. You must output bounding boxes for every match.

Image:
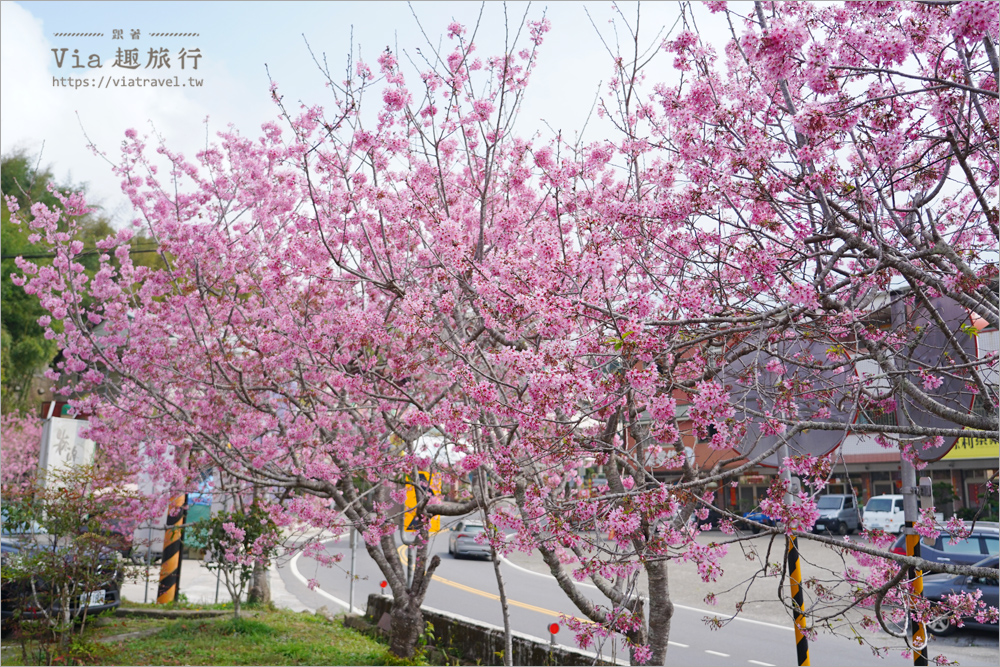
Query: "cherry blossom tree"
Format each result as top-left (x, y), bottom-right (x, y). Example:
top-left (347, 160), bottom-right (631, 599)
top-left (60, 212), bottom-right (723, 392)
top-left (413, 1), bottom-right (998, 662)
top-left (9, 1), bottom-right (999, 664)
top-left (0, 412), bottom-right (41, 490)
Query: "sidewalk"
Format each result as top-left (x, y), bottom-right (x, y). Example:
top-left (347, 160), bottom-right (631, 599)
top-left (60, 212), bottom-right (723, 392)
top-left (120, 559), bottom-right (311, 612)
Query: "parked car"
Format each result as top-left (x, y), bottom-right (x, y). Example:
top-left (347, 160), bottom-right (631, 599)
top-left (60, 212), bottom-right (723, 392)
top-left (812, 493), bottom-right (861, 535)
top-left (863, 494), bottom-right (906, 534)
top-left (922, 555), bottom-right (998, 636)
top-left (694, 507), bottom-right (724, 531)
top-left (0, 536), bottom-right (122, 630)
top-left (891, 523), bottom-right (999, 566)
top-left (741, 510), bottom-right (778, 534)
top-left (448, 520), bottom-right (490, 559)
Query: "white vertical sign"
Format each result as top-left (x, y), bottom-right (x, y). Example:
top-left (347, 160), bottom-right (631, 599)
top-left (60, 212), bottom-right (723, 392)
top-left (37, 417), bottom-right (96, 485)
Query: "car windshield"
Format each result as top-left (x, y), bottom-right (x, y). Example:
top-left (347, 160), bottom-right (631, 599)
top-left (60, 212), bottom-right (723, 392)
top-left (866, 499), bottom-right (891, 512)
top-left (462, 524), bottom-right (486, 533)
top-left (817, 497), bottom-right (843, 510)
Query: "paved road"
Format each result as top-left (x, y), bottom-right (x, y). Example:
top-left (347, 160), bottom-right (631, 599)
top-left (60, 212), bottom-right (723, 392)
top-left (276, 530), bottom-right (998, 667)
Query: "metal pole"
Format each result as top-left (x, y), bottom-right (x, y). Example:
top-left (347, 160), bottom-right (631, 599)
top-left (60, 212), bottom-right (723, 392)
top-left (406, 545), bottom-right (415, 589)
top-left (214, 492), bottom-right (225, 605)
top-left (143, 523), bottom-right (153, 604)
top-left (157, 494), bottom-right (187, 604)
top-left (781, 443), bottom-right (810, 666)
top-left (887, 296), bottom-right (927, 665)
top-left (901, 458), bottom-right (928, 665)
top-left (349, 528), bottom-right (357, 614)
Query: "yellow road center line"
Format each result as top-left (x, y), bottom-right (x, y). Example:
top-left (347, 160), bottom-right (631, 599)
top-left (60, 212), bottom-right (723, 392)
top-left (397, 545), bottom-right (588, 623)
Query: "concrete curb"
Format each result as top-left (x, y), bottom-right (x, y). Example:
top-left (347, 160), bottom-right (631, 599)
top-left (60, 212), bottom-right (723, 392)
top-left (122, 556), bottom-right (312, 613)
top-left (94, 627), bottom-right (167, 644)
top-left (116, 607), bottom-right (229, 619)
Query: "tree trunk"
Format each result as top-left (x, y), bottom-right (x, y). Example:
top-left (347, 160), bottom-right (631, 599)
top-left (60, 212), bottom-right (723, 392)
top-left (645, 559), bottom-right (673, 665)
top-left (491, 548), bottom-right (514, 666)
top-left (60, 585), bottom-right (72, 648)
top-left (388, 595), bottom-right (424, 658)
top-left (247, 561), bottom-right (271, 605)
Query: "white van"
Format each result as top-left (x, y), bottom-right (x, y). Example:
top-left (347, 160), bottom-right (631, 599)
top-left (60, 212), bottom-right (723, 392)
top-left (863, 494), bottom-right (905, 534)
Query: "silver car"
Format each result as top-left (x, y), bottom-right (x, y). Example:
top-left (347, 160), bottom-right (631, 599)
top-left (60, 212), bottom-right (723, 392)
top-left (448, 521), bottom-right (490, 559)
top-left (812, 494), bottom-right (861, 535)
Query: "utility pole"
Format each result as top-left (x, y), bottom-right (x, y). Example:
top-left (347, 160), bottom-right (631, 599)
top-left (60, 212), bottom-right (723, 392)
top-left (157, 494), bottom-right (188, 603)
top-left (780, 443), bottom-right (810, 666)
top-left (398, 496), bottom-right (418, 590)
top-left (901, 459), bottom-right (929, 665)
top-left (349, 527), bottom-right (358, 614)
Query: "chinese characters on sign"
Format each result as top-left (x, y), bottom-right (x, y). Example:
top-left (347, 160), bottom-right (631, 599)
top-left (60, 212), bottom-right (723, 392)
top-left (38, 418), bottom-right (96, 488)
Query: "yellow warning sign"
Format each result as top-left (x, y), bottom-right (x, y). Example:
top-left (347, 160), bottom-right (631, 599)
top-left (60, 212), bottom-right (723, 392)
top-left (404, 472), bottom-right (441, 534)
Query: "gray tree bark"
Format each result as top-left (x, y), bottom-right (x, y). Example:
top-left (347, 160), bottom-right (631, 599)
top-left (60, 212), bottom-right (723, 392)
top-left (247, 560), bottom-right (271, 605)
top-left (645, 559), bottom-right (673, 665)
top-left (388, 594), bottom-right (425, 658)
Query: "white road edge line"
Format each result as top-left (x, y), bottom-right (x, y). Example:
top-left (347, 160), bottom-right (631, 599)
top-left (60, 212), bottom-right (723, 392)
top-left (748, 660), bottom-right (775, 666)
top-left (288, 534), bottom-right (361, 615)
top-left (499, 554), bottom-right (794, 632)
top-left (668, 641), bottom-right (689, 648)
top-left (705, 650), bottom-right (730, 657)
top-left (293, 536), bottom-right (632, 665)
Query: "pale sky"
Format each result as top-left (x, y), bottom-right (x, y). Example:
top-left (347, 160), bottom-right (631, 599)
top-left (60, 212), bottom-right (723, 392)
top-left (1, 1), bottom-right (739, 224)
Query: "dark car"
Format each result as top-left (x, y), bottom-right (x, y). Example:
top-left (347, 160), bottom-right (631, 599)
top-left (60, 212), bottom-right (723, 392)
top-left (694, 507), bottom-right (724, 531)
top-left (922, 555), bottom-right (998, 636)
top-left (448, 520), bottom-right (490, 559)
top-left (891, 523), bottom-right (999, 566)
top-left (1, 536), bottom-right (122, 630)
top-left (741, 510), bottom-right (778, 534)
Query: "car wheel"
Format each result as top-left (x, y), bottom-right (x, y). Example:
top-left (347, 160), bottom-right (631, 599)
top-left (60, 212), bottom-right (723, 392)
top-left (926, 614), bottom-right (956, 637)
top-left (837, 521), bottom-right (848, 536)
top-left (751, 525), bottom-right (761, 535)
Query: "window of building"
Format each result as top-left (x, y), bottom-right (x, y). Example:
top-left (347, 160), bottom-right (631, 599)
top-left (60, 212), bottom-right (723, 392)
top-left (857, 407), bottom-right (898, 426)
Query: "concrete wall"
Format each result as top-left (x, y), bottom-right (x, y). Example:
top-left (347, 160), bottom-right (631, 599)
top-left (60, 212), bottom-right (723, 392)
top-left (362, 594), bottom-right (617, 666)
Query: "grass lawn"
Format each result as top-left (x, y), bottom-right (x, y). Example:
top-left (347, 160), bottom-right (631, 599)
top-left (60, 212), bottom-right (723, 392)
top-left (2, 605), bottom-right (426, 666)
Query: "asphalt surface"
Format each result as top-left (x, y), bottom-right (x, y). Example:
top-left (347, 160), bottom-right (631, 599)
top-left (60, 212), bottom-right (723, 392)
top-left (7, 528), bottom-right (993, 666)
top-left (275, 528), bottom-right (999, 667)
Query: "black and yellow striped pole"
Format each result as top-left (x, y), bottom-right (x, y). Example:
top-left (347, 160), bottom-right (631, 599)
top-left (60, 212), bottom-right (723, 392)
top-left (777, 441), bottom-right (810, 666)
top-left (787, 535), bottom-right (810, 665)
top-left (157, 494), bottom-right (188, 604)
top-left (900, 461), bottom-right (929, 666)
top-left (905, 521), bottom-right (928, 665)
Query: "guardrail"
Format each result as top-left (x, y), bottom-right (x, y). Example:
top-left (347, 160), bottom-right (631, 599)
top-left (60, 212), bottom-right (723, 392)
top-left (355, 594), bottom-right (619, 666)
